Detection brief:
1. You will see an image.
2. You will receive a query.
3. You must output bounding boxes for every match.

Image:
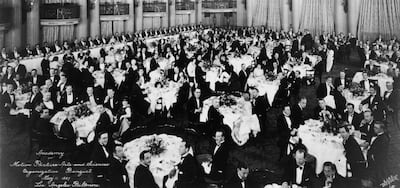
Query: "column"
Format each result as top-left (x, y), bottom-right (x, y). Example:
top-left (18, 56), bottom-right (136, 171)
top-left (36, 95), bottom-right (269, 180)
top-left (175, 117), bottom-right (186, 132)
top-left (169, 0), bottom-right (176, 27)
top-left (127, 0), bottom-right (135, 32)
top-left (196, 0), bottom-right (202, 25)
top-left (27, 1), bottom-right (40, 45)
top-left (5, 0), bottom-right (22, 48)
top-left (135, 0), bottom-right (143, 31)
top-left (292, 0), bottom-right (303, 32)
top-left (236, 0), bottom-right (244, 26)
top-left (77, 0), bottom-right (88, 39)
top-left (334, 0), bottom-right (347, 34)
top-left (281, 0), bottom-right (290, 31)
top-left (89, 0), bottom-right (100, 37)
top-left (246, 0), bottom-right (252, 26)
top-left (348, 0), bottom-right (361, 36)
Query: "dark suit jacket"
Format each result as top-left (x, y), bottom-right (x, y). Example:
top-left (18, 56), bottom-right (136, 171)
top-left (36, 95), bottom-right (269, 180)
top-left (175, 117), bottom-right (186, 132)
top-left (367, 133), bottom-right (390, 166)
top-left (344, 136), bottom-right (365, 165)
top-left (95, 112), bottom-right (114, 136)
top-left (333, 90), bottom-right (347, 118)
top-left (343, 112), bottom-right (362, 129)
top-left (187, 97), bottom-right (203, 123)
top-left (282, 159), bottom-right (316, 187)
top-left (277, 114), bottom-right (293, 148)
top-left (334, 77), bottom-right (350, 88)
top-left (359, 120), bottom-right (376, 143)
top-left (253, 95), bottom-right (270, 116)
top-left (316, 83), bottom-right (333, 99)
top-left (134, 164), bottom-right (158, 188)
top-left (1, 92), bottom-right (16, 113)
top-left (210, 142), bottom-right (229, 180)
top-left (361, 95), bottom-right (385, 120)
top-left (176, 153), bottom-right (198, 187)
top-left (25, 92), bottom-right (43, 109)
top-left (207, 106), bottom-right (224, 126)
top-left (80, 93), bottom-right (102, 105)
top-left (291, 104), bottom-right (305, 128)
top-left (26, 75), bottom-right (45, 86)
top-left (360, 80), bottom-right (379, 93)
top-left (238, 70), bottom-right (248, 91)
top-left (108, 157), bottom-right (129, 188)
top-left (59, 119), bottom-right (76, 151)
top-left (383, 89), bottom-right (400, 110)
top-left (224, 173), bottom-right (255, 188)
top-left (104, 97), bottom-right (120, 115)
top-left (59, 93), bottom-right (78, 108)
top-left (316, 173), bottom-right (347, 188)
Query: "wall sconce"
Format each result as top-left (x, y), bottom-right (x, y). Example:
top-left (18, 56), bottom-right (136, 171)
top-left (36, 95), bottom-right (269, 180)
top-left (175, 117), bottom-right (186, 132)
top-left (24, 0), bottom-right (36, 12)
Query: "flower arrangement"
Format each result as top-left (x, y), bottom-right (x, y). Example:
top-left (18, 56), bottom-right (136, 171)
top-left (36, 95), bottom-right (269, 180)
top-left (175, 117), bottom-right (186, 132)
top-left (220, 94), bottom-right (237, 107)
top-left (74, 103), bottom-right (93, 118)
top-left (265, 71), bottom-right (278, 81)
top-left (349, 82), bottom-right (365, 97)
top-left (145, 135), bottom-right (166, 156)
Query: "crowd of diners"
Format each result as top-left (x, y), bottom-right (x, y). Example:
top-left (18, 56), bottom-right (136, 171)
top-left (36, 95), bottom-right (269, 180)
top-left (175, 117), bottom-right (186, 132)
top-left (0, 24), bottom-right (400, 188)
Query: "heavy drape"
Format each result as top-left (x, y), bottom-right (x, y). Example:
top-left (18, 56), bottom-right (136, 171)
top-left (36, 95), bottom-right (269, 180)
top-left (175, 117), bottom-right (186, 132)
top-left (298, 0), bottom-right (335, 36)
top-left (101, 21), bottom-right (113, 37)
top-left (42, 25), bottom-right (75, 43)
top-left (251, 0), bottom-right (281, 30)
top-left (357, 0), bottom-right (400, 41)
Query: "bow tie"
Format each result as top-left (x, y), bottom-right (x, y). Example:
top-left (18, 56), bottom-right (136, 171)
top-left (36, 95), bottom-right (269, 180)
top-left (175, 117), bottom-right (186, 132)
top-left (297, 165), bottom-right (304, 170)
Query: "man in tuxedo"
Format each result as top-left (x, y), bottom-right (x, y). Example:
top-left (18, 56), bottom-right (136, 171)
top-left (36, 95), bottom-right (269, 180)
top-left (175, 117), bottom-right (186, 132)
top-left (134, 150), bottom-right (158, 188)
top-left (224, 162), bottom-right (254, 188)
top-left (187, 88), bottom-right (203, 123)
top-left (238, 63), bottom-right (248, 92)
top-left (174, 141), bottom-right (198, 188)
top-left (107, 143), bottom-right (129, 188)
top-left (360, 72), bottom-right (378, 93)
top-left (291, 97), bottom-right (307, 128)
top-left (281, 145), bottom-right (316, 188)
top-left (59, 110), bottom-right (76, 155)
top-left (277, 105), bottom-right (296, 161)
top-left (91, 132), bottom-right (111, 188)
top-left (207, 98), bottom-right (224, 135)
top-left (95, 105), bottom-right (115, 137)
top-left (27, 69), bottom-right (44, 86)
top-left (14, 60), bottom-right (27, 79)
top-left (209, 130), bottom-right (229, 182)
top-left (25, 85), bottom-right (43, 110)
top-left (334, 71), bottom-right (350, 89)
top-left (168, 66), bottom-right (180, 82)
top-left (80, 86), bottom-right (102, 106)
top-left (59, 85), bottom-right (78, 108)
top-left (250, 87), bottom-right (270, 136)
top-left (316, 162), bottom-right (347, 188)
top-left (361, 87), bottom-right (385, 121)
top-left (0, 83), bottom-right (16, 114)
top-left (47, 68), bottom-right (60, 85)
top-left (383, 82), bottom-right (399, 127)
top-left (359, 110), bottom-right (376, 143)
top-left (333, 85), bottom-right (347, 119)
top-left (367, 122), bottom-right (390, 185)
top-left (314, 99), bottom-right (336, 120)
top-left (338, 125), bottom-right (366, 183)
top-left (104, 89), bottom-right (119, 115)
top-left (343, 103), bottom-right (362, 130)
top-left (316, 76), bottom-right (334, 99)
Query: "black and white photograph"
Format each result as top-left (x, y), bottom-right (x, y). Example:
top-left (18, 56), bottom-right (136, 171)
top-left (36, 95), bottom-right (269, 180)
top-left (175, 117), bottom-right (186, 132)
top-left (0, 0), bottom-right (399, 187)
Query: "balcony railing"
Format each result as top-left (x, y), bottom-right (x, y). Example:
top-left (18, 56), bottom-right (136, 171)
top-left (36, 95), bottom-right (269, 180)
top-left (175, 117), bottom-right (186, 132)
top-left (143, 2), bottom-right (167, 12)
top-left (40, 3), bottom-right (80, 19)
top-left (100, 3), bottom-right (130, 15)
top-left (176, 1), bottom-right (195, 10)
top-left (0, 6), bottom-right (12, 24)
top-left (202, 0), bottom-right (236, 9)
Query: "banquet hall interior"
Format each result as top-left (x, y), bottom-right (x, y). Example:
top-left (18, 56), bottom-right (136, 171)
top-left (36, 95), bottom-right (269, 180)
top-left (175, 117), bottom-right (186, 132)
top-left (0, 0), bottom-right (400, 187)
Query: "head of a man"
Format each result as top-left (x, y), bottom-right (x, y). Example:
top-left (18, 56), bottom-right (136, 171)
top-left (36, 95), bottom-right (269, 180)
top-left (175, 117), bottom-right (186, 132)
top-left (214, 130), bottom-right (225, 146)
top-left (139, 150), bottom-right (152, 167)
top-left (98, 132), bottom-right (108, 146)
top-left (237, 162), bottom-right (250, 181)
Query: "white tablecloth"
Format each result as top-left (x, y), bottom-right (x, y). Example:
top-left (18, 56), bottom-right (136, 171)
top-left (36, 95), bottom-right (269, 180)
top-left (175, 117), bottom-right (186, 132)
top-left (199, 96), bottom-right (260, 146)
top-left (343, 89), bottom-right (369, 113)
top-left (142, 81), bottom-right (182, 113)
top-left (228, 55), bottom-right (253, 74)
top-left (298, 119), bottom-right (347, 177)
top-left (290, 64), bottom-right (313, 78)
top-left (353, 72), bottom-right (394, 97)
top-left (205, 67), bottom-right (220, 91)
top-left (246, 76), bottom-right (280, 105)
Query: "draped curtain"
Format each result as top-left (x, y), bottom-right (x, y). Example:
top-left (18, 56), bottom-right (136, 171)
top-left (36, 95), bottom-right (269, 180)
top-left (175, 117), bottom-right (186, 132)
top-left (101, 21), bottom-right (113, 37)
top-left (113, 21), bottom-right (125, 33)
top-left (251, 0), bottom-right (281, 30)
top-left (357, 0), bottom-right (400, 41)
top-left (298, 0), bottom-right (334, 36)
top-left (42, 25), bottom-right (75, 43)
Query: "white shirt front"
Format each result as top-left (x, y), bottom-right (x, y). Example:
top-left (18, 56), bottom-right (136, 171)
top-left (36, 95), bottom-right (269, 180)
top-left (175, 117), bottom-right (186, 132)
top-left (67, 94), bottom-right (73, 104)
top-left (348, 113), bottom-right (354, 124)
top-left (213, 145), bottom-right (220, 155)
top-left (102, 146), bottom-right (109, 158)
top-left (296, 165), bottom-right (304, 185)
top-left (43, 101), bottom-right (54, 110)
top-left (284, 116), bottom-right (292, 129)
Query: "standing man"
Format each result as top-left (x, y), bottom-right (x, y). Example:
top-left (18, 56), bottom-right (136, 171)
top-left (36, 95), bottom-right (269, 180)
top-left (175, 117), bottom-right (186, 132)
top-left (134, 150), bottom-right (158, 188)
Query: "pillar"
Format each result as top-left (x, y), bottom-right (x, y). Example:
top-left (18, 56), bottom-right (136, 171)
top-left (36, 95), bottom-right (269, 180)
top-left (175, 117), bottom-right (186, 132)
top-left (135, 0), bottom-right (143, 31)
top-left (292, 0), bottom-right (303, 32)
top-left (246, 0), bottom-right (252, 26)
top-left (127, 0), bottom-right (135, 32)
top-left (5, 0), bottom-right (22, 48)
top-left (77, 0), bottom-right (88, 39)
top-left (196, 0), bottom-right (202, 25)
top-left (169, 0), bottom-right (176, 27)
top-left (281, 0), bottom-right (290, 31)
top-left (335, 0), bottom-right (347, 34)
top-left (348, 0), bottom-right (361, 36)
top-left (89, 0), bottom-right (100, 37)
top-left (27, 1), bottom-right (40, 45)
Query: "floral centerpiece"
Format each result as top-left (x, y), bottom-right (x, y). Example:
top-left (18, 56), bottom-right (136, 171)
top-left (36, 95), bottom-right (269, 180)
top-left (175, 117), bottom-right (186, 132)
top-left (145, 135), bottom-right (166, 156)
top-left (220, 94), bottom-right (237, 107)
top-left (74, 102), bottom-right (93, 118)
top-left (349, 82), bottom-right (365, 97)
top-left (265, 71), bottom-right (278, 81)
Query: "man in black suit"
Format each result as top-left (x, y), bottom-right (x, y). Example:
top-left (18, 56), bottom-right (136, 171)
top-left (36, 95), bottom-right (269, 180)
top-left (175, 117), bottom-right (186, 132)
top-left (359, 72), bottom-right (379, 93)
top-left (134, 150), bottom-right (158, 188)
top-left (316, 162), bottom-right (347, 188)
top-left (207, 98), bottom-right (224, 135)
top-left (316, 76), bottom-right (334, 99)
top-left (174, 141), bottom-right (198, 188)
top-left (224, 162), bottom-right (254, 188)
top-left (333, 85), bottom-right (347, 119)
top-left (338, 124), bottom-right (366, 184)
top-left (95, 105), bottom-right (115, 137)
top-left (80, 86), bottom-right (102, 106)
top-left (168, 66), bottom-right (180, 82)
top-left (291, 97), bottom-right (307, 128)
top-left (59, 110), bottom-right (76, 155)
top-left (91, 132), bottom-right (111, 188)
top-left (238, 63), bottom-right (248, 92)
top-left (209, 129), bottom-right (229, 182)
top-left (367, 122), bottom-right (390, 185)
top-left (277, 105), bottom-right (296, 161)
top-left (25, 85), bottom-right (43, 110)
top-left (314, 98), bottom-right (336, 120)
top-left (58, 85), bottom-right (78, 108)
top-left (361, 87), bottom-right (385, 121)
top-left (334, 71), bottom-right (350, 89)
top-left (0, 83), bottom-right (16, 114)
top-left (359, 110), bottom-right (376, 143)
top-left (27, 69), bottom-right (44, 86)
top-left (187, 88), bottom-right (203, 123)
top-left (343, 103), bottom-right (362, 130)
top-left (107, 143), bottom-right (129, 188)
top-left (104, 89), bottom-right (119, 115)
top-left (14, 60), bottom-right (27, 79)
top-left (250, 87), bottom-right (270, 136)
top-left (383, 82), bottom-right (399, 127)
top-left (281, 145), bottom-right (316, 188)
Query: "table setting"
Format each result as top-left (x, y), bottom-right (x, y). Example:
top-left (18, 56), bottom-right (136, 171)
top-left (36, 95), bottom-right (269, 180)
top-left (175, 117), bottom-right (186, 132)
top-left (246, 75), bottom-right (281, 105)
top-left (142, 81), bottom-right (182, 113)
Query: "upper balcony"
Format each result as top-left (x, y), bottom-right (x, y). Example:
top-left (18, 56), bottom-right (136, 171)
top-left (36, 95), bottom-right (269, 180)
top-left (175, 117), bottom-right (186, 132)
top-left (40, 3), bottom-right (80, 19)
top-left (143, 1), bottom-right (167, 12)
top-left (100, 3), bottom-right (130, 15)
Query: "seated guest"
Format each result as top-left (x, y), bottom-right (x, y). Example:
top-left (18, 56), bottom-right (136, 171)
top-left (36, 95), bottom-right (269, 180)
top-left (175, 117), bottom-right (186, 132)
top-left (281, 145), bottom-right (316, 188)
top-left (25, 85), bottom-right (43, 110)
top-left (333, 85), bottom-right (347, 119)
top-left (343, 103), bottom-right (362, 130)
top-left (104, 89), bottom-right (119, 115)
top-left (317, 162), bottom-right (347, 188)
top-left (26, 69), bottom-right (44, 86)
top-left (367, 122), bottom-right (390, 185)
top-left (58, 85), bottom-right (78, 108)
top-left (42, 92), bottom-right (55, 114)
top-left (34, 108), bottom-right (53, 149)
top-left (359, 110), bottom-right (376, 143)
top-left (91, 132), bottom-right (111, 188)
top-left (334, 70), bottom-right (350, 89)
top-left (238, 63), bottom-right (249, 92)
top-left (314, 98), bottom-right (336, 121)
top-left (359, 72), bottom-right (378, 93)
top-left (224, 162), bottom-right (254, 188)
top-left (168, 66), bottom-right (180, 82)
top-left (174, 141), bottom-right (198, 188)
top-left (58, 110), bottom-right (76, 156)
top-left (116, 98), bottom-right (131, 137)
top-left (361, 87), bottom-right (385, 121)
top-left (81, 86), bottom-right (101, 106)
top-left (107, 143), bottom-right (129, 188)
top-left (95, 105), bottom-right (115, 137)
top-left (383, 81), bottom-right (399, 127)
top-left (187, 88), bottom-right (203, 123)
top-left (209, 129), bottom-right (229, 182)
top-left (134, 150), bottom-right (159, 188)
top-left (316, 76), bottom-right (334, 99)
top-left (207, 98), bottom-right (224, 134)
top-left (277, 105), bottom-right (297, 161)
top-left (291, 97), bottom-right (307, 128)
top-left (1, 83), bottom-right (16, 114)
top-left (338, 124), bottom-right (366, 184)
top-left (249, 87), bottom-right (270, 135)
